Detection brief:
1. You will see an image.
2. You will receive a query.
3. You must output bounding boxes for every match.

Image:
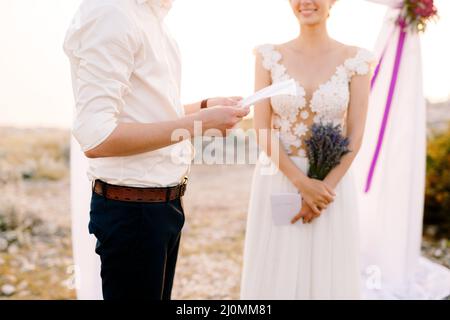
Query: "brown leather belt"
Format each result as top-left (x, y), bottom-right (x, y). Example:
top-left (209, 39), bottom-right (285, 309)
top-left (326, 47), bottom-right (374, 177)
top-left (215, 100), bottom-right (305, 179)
top-left (93, 176), bottom-right (188, 203)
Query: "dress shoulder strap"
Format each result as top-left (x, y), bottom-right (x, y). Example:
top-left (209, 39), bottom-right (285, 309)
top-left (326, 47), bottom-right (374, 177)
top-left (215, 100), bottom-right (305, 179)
top-left (343, 47), bottom-right (377, 77)
top-left (254, 44), bottom-right (282, 72)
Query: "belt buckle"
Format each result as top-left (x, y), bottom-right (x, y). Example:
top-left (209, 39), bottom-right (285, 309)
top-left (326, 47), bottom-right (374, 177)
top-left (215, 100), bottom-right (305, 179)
top-left (179, 176), bottom-right (188, 198)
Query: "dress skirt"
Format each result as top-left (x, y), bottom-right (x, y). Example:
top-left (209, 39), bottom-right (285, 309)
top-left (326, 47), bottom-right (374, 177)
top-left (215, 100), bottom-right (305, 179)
top-left (240, 153), bottom-right (361, 299)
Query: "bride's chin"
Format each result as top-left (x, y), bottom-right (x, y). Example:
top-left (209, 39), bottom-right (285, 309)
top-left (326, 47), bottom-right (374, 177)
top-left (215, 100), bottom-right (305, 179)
top-left (298, 18), bottom-right (321, 26)
top-left (296, 14), bottom-right (325, 25)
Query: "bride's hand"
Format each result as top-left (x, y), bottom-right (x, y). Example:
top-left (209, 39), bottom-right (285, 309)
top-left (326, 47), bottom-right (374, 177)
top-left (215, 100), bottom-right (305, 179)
top-left (206, 96), bottom-right (243, 108)
top-left (295, 178), bottom-right (336, 216)
top-left (291, 199), bottom-right (321, 224)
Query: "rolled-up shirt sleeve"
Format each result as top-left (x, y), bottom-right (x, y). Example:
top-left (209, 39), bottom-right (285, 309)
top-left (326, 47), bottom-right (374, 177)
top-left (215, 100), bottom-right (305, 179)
top-left (64, 5), bottom-right (138, 152)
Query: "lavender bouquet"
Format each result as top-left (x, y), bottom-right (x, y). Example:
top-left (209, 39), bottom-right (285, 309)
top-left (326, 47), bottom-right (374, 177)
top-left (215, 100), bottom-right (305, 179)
top-left (304, 122), bottom-right (351, 181)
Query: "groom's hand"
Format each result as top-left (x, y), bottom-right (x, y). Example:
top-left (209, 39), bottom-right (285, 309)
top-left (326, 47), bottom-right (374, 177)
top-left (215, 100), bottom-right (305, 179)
top-left (195, 105), bottom-right (250, 136)
top-left (206, 96), bottom-right (243, 108)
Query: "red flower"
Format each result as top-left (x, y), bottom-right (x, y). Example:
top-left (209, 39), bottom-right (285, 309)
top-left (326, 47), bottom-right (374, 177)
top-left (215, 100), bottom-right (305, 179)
top-left (403, 0), bottom-right (438, 31)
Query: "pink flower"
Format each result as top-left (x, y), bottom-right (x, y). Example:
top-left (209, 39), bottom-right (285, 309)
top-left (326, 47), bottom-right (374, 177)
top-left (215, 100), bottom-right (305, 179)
top-left (416, 0), bottom-right (436, 18)
top-left (407, 0), bottom-right (437, 21)
top-left (401, 0), bottom-right (437, 31)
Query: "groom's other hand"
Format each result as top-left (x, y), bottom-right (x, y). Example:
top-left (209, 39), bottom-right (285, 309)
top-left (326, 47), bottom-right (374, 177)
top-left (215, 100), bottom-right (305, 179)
top-left (195, 105), bottom-right (250, 136)
top-left (206, 96), bottom-right (243, 108)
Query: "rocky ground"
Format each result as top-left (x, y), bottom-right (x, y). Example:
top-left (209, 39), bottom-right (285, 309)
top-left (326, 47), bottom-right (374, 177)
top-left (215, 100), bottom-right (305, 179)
top-left (0, 165), bottom-right (449, 300)
top-left (0, 163), bottom-right (255, 300)
top-left (0, 179), bottom-right (75, 299)
top-left (0, 116), bottom-right (449, 299)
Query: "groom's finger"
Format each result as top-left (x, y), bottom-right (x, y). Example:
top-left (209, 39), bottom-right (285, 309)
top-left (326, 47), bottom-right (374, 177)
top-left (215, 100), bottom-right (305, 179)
top-left (228, 96), bottom-right (243, 102)
top-left (233, 106), bottom-right (250, 118)
top-left (223, 97), bottom-right (243, 106)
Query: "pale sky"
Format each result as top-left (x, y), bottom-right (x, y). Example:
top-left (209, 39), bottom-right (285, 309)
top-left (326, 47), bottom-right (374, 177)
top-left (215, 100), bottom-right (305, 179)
top-left (0, 0), bottom-right (448, 128)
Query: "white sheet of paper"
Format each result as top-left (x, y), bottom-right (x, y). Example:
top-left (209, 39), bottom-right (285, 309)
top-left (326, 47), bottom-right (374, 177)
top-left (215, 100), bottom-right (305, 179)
top-left (270, 193), bottom-right (302, 226)
top-left (240, 79), bottom-right (297, 108)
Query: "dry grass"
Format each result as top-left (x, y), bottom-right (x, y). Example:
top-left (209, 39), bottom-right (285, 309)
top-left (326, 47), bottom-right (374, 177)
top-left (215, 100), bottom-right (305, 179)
top-left (0, 127), bottom-right (448, 300)
top-left (0, 127), bottom-right (70, 182)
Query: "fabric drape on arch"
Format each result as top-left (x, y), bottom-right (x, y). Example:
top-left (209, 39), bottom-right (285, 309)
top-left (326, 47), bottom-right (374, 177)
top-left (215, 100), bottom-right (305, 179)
top-left (353, 0), bottom-right (450, 299)
top-left (71, 138), bottom-right (102, 299)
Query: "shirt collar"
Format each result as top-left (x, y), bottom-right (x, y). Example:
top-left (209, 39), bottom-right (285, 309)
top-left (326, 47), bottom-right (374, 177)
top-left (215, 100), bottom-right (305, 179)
top-left (136, 0), bottom-right (173, 19)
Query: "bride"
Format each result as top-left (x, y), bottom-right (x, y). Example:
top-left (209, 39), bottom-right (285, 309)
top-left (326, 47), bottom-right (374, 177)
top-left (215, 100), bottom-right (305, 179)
top-left (240, 0), bottom-right (376, 299)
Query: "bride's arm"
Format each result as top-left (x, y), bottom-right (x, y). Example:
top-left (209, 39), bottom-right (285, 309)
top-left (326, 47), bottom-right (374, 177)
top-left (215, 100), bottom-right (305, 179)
top-left (253, 54), bottom-right (307, 190)
top-left (322, 70), bottom-right (373, 190)
top-left (253, 53), bottom-right (333, 216)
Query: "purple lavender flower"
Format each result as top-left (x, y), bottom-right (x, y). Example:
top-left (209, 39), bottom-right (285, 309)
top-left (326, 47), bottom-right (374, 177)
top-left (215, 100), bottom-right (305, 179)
top-left (304, 121), bottom-right (351, 180)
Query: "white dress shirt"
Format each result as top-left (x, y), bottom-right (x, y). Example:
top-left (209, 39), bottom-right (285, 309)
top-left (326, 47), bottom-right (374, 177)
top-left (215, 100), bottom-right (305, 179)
top-left (64, 0), bottom-right (192, 187)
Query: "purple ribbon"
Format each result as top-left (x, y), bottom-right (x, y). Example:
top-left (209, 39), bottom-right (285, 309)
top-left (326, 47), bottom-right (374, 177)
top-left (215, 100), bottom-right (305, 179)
top-left (371, 55), bottom-right (383, 90)
top-left (365, 21), bottom-right (408, 193)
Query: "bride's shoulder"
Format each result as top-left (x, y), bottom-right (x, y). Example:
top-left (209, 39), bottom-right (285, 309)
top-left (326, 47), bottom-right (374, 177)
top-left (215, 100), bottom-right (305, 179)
top-left (339, 44), bottom-right (377, 76)
top-left (344, 43), bottom-right (376, 61)
top-left (253, 43), bottom-right (277, 56)
top-left (334, 42), bottom-right (374, 59)
top-left (253, 40), bottom-right (293, 55)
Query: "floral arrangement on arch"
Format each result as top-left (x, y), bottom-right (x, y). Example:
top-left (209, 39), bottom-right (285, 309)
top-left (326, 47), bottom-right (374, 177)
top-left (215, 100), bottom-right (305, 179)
top-left (399, 0), bottom-right (438, 32)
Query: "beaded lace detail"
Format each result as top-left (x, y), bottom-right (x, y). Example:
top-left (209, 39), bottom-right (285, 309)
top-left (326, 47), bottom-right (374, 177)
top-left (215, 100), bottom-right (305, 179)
top-left (255, 44), bottom-right (376, 157)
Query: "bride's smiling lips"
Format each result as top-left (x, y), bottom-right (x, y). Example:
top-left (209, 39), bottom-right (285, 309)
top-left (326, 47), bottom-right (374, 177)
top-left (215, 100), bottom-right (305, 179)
top-left (299, 7), bottom-right (318, 17)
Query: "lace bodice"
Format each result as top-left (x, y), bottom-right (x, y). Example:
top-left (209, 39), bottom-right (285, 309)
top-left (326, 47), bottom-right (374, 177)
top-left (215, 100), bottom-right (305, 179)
top-left (256, 44), bottom-right (376, 158)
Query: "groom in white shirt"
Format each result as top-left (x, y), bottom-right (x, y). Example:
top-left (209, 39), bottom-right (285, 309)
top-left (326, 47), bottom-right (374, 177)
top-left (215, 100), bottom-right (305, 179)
top-left (64, 0), bottom-right (249, 300)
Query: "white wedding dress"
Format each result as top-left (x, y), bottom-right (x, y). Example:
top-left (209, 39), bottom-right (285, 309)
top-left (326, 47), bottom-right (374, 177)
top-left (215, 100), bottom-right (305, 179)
top-left (240, 44), bottom-right (376, 300)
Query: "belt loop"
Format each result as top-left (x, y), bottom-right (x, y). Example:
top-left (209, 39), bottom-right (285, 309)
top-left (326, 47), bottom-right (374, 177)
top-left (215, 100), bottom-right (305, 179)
top-left (165, 187), bottom-right (171, 203)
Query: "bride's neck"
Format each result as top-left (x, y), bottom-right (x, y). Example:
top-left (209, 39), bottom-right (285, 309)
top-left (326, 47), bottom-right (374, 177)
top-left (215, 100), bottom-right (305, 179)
top-left (295, 24), bottom-right (333, 53)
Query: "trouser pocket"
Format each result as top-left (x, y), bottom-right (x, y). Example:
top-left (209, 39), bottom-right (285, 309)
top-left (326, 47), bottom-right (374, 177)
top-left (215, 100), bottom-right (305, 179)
top-left (88, 191), bottom-right (142, 256)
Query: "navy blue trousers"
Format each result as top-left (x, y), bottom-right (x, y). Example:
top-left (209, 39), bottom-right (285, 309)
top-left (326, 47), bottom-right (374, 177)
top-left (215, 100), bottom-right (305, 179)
top-left (88, 191), bottom-right (185, 300)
